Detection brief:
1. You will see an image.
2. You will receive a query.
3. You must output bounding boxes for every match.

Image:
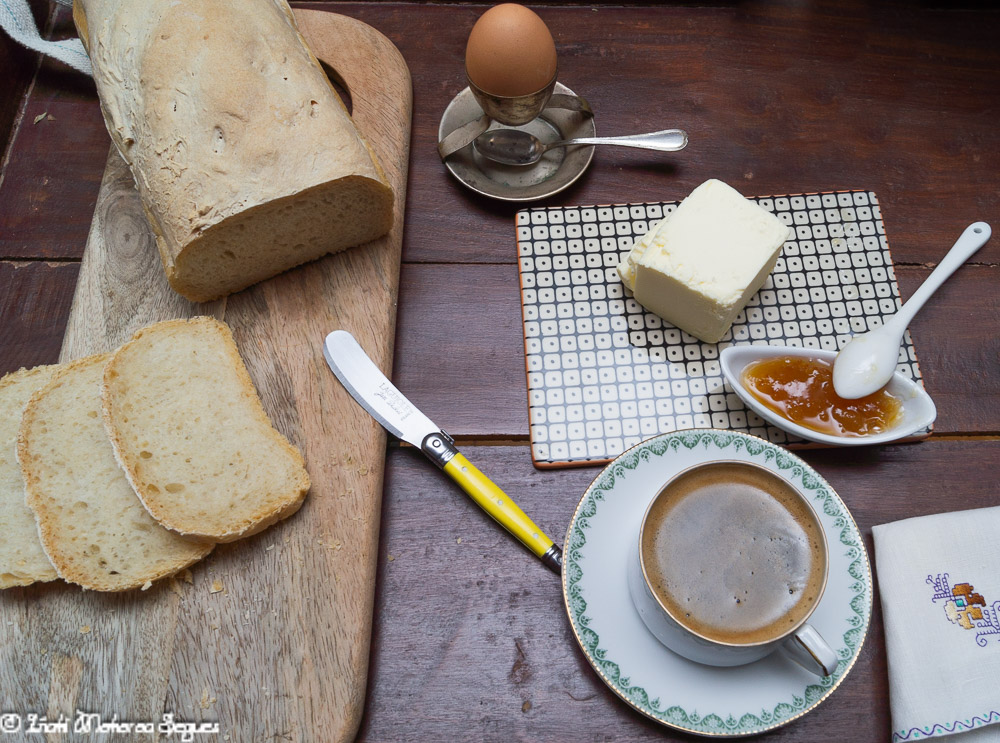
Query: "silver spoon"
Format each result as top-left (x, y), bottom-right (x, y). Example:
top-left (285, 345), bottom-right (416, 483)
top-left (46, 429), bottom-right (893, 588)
top-left (832, 221), bottom-right (991, 399)
top-left (474, 127), bottom-right (688, 167)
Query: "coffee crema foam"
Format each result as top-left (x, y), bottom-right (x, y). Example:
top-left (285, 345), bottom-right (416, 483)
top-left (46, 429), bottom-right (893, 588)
top-left (641, 463), bottom-right (826, 646)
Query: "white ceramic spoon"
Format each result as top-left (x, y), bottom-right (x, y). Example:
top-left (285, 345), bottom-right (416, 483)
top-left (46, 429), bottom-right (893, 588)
top-left (832, 222), bottom-right (991, 399)
top-left (720, 345), bottom-right (937, 446)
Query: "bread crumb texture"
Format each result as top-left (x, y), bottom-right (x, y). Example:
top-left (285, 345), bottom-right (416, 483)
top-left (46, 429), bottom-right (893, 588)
top-left (200, 687), bottom-right (217, 709)
top-left (17, 354), bottom-right (212, 591)
top-left (76, 0), bottom-right (394, 301)
top-left (0, 365), bottom-right (61, 588)
top-left (102, 317), bottom-right (310, 542)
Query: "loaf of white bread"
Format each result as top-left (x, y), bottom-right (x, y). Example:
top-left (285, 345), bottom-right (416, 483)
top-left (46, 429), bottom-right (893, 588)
top-left (2, 317), bottom-right (310, 591)
top-left (73, 0), bottom-right (394, 302)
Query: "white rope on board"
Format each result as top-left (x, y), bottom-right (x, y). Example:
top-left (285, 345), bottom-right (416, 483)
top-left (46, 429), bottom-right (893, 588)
top-left (0, 0), bottom-right (92, 75)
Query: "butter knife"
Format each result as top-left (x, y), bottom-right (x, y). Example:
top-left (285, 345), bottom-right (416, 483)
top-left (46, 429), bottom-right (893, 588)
top-left (323, 330), bottom-right (562, 574)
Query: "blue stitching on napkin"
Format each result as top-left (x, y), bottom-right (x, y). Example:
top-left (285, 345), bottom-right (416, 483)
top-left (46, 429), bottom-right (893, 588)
top-left (893, 578), bottom-right (1000, 740)
top-left (893, 711), bottom-right (1000, 742)
top-left (927, 573), bottom-right (1000, 647)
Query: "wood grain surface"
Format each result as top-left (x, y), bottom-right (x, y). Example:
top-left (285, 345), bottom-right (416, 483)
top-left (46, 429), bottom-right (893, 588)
top-left (1, 10), bottom-right (411, 743)
top-left (392, 263), bottom-right (1000, 438)
top-left (365, 439), bottom-right (1000, 743)
top-left (2, 2), bottom-right (999, 742)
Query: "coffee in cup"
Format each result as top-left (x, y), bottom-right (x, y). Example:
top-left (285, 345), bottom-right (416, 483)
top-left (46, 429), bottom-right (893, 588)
top-left (642, 461), bottom-right (826, 644)
top-left (628, 460), bottom-right (838, 675)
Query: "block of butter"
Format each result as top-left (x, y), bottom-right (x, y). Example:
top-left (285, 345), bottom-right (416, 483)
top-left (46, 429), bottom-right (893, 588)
top-left (617, 179), bottom-right (791, 343)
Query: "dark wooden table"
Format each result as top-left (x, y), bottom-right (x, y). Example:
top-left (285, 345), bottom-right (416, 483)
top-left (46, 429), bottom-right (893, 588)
top-left (2, 1), bottom-right (998, 740)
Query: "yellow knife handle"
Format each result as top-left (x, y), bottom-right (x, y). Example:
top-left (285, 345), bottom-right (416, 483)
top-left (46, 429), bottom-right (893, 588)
top-left (442, 452), bottom-right (562, 573)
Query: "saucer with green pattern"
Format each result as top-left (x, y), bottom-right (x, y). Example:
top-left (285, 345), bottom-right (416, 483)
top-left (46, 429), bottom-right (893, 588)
top-left (561, 429), bottom-right (872, 736)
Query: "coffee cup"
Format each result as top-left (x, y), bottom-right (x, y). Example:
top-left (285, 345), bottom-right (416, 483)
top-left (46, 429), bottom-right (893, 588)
top-left (626, 460), bottom-right (839, 676)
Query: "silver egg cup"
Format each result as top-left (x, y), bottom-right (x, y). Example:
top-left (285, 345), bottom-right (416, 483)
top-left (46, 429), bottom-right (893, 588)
top-left (467, 72), bottom-right (558, 126)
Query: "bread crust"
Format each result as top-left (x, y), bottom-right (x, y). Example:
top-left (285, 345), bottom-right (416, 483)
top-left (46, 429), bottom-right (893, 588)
top-left (75, 0), bottom-right (394, 301)
top-left (18, 355), bottom-right (212, 591)
top-left (0, 365), bottom-right (61, 588)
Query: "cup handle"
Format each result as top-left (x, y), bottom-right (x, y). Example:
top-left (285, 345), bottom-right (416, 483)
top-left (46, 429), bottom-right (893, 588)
top-left (779, 624), bottom-right (839, 676)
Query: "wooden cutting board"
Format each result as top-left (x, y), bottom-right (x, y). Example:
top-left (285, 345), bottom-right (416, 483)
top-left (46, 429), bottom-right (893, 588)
top-left (1, 10), bottom-right (409, 742)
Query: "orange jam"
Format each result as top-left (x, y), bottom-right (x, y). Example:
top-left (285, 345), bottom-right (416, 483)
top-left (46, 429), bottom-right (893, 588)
top-left (741, 356), bottom-right (902, 437)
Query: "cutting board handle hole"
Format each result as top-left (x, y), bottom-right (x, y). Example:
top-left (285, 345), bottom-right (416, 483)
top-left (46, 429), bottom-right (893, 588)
top-left (319, 60), bottom-right (353, 116)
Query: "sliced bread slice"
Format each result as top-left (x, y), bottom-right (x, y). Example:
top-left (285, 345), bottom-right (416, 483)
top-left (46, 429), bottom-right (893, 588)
top-left (0, 365), bottom-right (60, 588)
top-left (102, 317), bottom-right (310, 542)
top-left (18, 354), bottom-right (212, 591)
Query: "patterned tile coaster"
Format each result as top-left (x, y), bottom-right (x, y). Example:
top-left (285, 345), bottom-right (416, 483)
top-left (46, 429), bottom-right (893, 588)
top-left (515, 190), bottom-right (928, 468)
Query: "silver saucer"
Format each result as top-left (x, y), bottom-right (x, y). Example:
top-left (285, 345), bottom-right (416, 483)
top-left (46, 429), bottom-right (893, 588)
top-left (438, 83), bottom-right (596, 202)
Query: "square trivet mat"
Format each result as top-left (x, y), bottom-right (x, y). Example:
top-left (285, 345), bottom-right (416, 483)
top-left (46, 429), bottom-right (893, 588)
top-left (515, 190), bottom-right (929, 468)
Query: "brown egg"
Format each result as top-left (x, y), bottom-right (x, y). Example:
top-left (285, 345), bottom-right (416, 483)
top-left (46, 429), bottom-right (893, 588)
top-left (465, 4), bottom-right (558, 97)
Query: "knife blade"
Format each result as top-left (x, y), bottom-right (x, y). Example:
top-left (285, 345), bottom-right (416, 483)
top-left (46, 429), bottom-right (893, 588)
top-left (323, 330), bottom-right (562, 574)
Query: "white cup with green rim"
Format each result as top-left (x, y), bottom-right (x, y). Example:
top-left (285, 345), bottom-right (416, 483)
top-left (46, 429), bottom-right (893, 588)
top-left (626, 459), bottom-right (839, 676)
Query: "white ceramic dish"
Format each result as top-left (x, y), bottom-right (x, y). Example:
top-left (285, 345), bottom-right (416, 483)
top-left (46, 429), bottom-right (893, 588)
top-left (562, 429), bottom-right (872, 737)
top-left (719, 345), bottom-right (936, 446)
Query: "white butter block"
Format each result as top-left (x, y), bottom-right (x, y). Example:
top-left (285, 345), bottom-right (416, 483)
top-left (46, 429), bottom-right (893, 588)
top-left (617, 215), bottom-right (668, 290)
top-left (622, 179), bottom-right (791, 343)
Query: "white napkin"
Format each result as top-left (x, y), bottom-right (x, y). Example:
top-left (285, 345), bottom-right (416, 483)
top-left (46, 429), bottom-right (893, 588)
top-left (873, 506), bottom-right (1000, 743)
top-left (0, 0), bottom-right (92, 75)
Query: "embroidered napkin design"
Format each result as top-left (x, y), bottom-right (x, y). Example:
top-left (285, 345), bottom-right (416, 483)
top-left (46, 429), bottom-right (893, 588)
top-left (873, 506), bottom-right (1000, 742)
